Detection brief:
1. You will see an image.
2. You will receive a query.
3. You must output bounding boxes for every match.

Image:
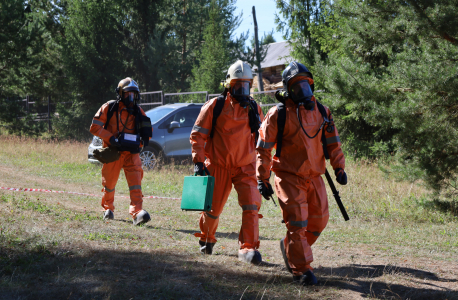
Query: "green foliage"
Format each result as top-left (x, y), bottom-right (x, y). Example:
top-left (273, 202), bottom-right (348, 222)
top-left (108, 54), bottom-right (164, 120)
top-left (52, 102), bottom-right (97, 140)
top-left (190, 0), bottom-right (250, 95)
top-left (60, 0), bottom-right (126, 106)
top-left (0, 0), bottom-right (65, 99)
top-left (315, 0), bottom-right (458, 194)
top-left (1, 0), bottom-right (249, 139)
top-left (0, 98), bottom-right (47, 136)
top-left (260, 31), bottom-right (277, 45)
top-left (275, 0), bottom-right (327, 64)
top-left (191, 1), bottom-right (231, 95)
top-left (242, 30), bottom-right (275, 70)
top-left (275, 0), bottom-right (332, 91)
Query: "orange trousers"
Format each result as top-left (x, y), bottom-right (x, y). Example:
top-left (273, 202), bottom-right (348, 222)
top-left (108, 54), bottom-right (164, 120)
top-left (195, 161), bottom-right (262, 249)
top-left (275, 172), bottom-right (329, 275)
top-left (101, 151), bottom-right (144, 218)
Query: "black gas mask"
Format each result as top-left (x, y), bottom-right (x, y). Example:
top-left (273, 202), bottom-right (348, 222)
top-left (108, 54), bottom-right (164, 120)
top-left (231, 80), bottom-right (251, 108)
top-left (289, 80), bottom-right (315, 110)
top-left (121, 91), bottom-right (137, 108)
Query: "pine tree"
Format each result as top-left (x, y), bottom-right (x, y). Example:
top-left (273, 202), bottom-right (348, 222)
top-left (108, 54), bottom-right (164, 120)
top-left (275, 0), bottom-right (334, 89)
top-left (191, 1), bottom-right (229, 95)
top-left (314, 0), bottom-right (458, 196)
top-left (0, 0), bottom-right (65, 99)
top-left (0, 0), bottom-right (64, 136)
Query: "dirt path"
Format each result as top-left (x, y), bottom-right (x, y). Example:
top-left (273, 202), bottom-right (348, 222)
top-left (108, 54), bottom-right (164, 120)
top-left (1, 164), bottom-right (457, 300)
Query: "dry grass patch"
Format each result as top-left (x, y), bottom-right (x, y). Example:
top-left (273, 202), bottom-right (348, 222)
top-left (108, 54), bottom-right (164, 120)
top-left (0, 135), bottom-right (457, 299)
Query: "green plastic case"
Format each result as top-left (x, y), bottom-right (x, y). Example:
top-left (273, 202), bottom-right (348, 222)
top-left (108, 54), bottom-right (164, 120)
top-left (181, 175), bottom-right (214, 211)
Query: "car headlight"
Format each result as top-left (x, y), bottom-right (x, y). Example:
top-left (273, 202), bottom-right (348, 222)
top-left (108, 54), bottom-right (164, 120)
top-left (88, 136), bottom-right (103, 155)
top-left (88, 145), bottom-right (97, 155)
top-left (92, 136), bottom-right (103, 147)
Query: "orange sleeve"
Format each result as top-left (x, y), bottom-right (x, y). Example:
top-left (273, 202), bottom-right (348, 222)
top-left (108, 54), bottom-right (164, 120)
top-left (256, 106), bottom-right (278, 181)
top-left (190, 99), bottom-right (215, 163)
top-left (89, 103), bottom-right (115, 143)
top-left (323, 107), bottom-right (345, 170)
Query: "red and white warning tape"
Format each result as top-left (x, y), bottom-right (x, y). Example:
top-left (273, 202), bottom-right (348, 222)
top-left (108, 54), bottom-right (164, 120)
top-left (0, 186), bottom-right (181, 200)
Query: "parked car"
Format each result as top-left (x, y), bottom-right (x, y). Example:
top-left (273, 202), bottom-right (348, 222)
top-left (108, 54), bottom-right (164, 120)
top-left (88, 103), bottom-right (204, 170)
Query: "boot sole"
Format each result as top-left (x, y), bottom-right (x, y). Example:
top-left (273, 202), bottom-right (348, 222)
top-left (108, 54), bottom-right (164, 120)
top-left (280, 238), bottom-right (293, 274)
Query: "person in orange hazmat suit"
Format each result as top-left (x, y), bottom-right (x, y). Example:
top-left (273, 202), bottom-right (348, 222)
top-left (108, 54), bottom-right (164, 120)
top-left (90, 77), bottom-right (152, 226)
top-left (190, 60), bottom-right (265, 264)
top-left (256, 62), bottom-right (347, 285)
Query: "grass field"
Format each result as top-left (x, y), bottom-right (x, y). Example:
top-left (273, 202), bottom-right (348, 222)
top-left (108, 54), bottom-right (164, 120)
top-left (0, 135), bottom-right (457, 300)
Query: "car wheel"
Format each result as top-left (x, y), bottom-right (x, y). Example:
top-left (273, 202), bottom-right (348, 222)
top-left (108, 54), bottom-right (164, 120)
top-left (140, 147), bottom-right (159, 170)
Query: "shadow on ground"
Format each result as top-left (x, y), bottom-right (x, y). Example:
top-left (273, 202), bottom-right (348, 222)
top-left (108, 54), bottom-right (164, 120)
top-left (315, 264), bottom-right (458, 300)
top-left (1, 245), bottom-right (457, 300)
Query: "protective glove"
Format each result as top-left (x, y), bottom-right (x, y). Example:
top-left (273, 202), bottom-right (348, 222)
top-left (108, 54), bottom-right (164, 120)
top-left (257, 180), bottom-right (274, 200)
top-left (335, 168), bottom-right (347, 185)
top-left (109, 136), bottom-right (121, 148)
top-left (194, 162), bottom-right (208, 176)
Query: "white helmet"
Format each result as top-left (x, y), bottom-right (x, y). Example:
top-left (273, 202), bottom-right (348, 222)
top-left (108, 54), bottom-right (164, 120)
top-left (223, 60), bottom-right (253, 88)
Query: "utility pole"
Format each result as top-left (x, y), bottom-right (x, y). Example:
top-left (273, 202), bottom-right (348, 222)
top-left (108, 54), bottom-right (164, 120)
top-left (252, 6), bottom-right (263, 92)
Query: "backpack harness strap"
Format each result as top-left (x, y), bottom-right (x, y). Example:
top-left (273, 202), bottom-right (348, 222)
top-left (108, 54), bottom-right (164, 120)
top-left (209, 95), bottom-right (226, 139)
top-left (210, 96), bottom-right (261, 142)
top-left (274, 103), bottom-right (287, 158)
top-left (104, 100), bottom-right (119, 130)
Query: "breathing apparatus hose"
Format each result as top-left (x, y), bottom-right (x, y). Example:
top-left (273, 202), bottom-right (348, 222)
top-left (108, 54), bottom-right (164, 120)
top-left (119, 107), bottom-right (135, 131)
top-left (296, 103), bottom-right (325, 139)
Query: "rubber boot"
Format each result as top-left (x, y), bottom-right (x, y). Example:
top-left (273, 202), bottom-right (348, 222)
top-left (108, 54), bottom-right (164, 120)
top-left (238, 248), bottom-right (262, 265)
top-left (293, 270), bottom-right (318, 286)
top-left (199, 240), bottom-right (215, 255)
top-left (133, 210), bottom-right (151, 226)
top-left (103, 209), bottom-right (114, 220)
top-left (280, 237), bottom-right (292, 273)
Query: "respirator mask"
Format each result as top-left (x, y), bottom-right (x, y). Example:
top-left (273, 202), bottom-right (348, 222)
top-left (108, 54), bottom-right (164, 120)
top-left (231, 80), bottom-right (251, 108)
top-left (121, 91), bottom-right (137, 108)
top-left (289, 80), bottom-right (315, 110)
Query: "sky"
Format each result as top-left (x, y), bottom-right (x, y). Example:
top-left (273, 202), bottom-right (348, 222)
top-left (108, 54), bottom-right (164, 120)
top-left (232, 0), bottom-right (286, 46)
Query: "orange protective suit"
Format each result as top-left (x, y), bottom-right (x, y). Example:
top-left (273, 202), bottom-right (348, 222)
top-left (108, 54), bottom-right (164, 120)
top-left (256, 97), bottom-right (345, 275)
top-left (89, 101), bottom-right (151, 218)
top-left (190, 94), bottom-right (264, 249)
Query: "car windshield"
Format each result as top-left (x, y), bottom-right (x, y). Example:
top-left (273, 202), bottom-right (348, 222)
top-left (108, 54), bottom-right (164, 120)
top-left (145, 106), bottom-right (176, 124)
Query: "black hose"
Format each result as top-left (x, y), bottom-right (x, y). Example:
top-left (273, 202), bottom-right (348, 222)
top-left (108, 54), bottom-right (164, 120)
top-left (296, 105), bottom-right (324, 139)
top-left (119, 108), bottom-right (135, 131)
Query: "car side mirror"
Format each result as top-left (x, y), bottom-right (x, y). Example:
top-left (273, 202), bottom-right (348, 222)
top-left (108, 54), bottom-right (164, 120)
top-left (168, 121), bottom-right (180, 131)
